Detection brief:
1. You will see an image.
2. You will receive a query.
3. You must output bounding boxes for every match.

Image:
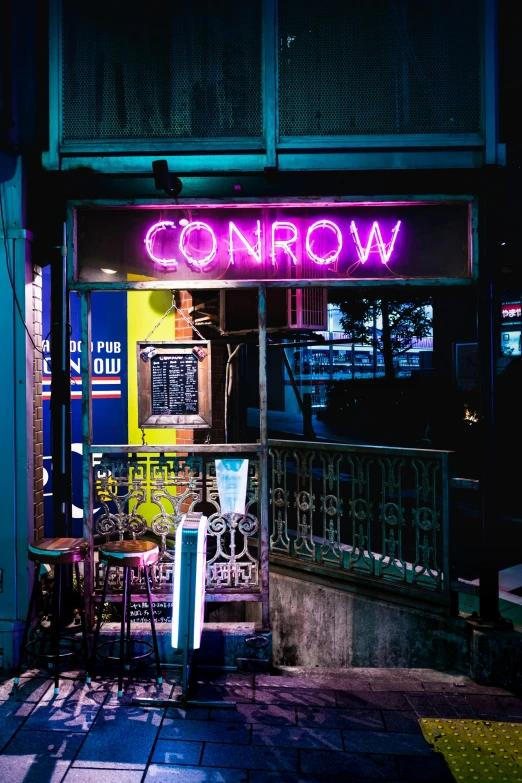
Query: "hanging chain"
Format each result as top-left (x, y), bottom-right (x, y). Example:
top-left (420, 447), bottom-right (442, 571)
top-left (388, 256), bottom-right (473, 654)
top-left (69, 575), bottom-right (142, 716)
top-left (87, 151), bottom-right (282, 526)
top-left (144, 292), bottom-right (205, 342)
top-left (144, 295), bottom-right (176, 341)
top-left (140, 292), bottom-right (205, 449)
top-left (172, 299), bottom-right (205, 341)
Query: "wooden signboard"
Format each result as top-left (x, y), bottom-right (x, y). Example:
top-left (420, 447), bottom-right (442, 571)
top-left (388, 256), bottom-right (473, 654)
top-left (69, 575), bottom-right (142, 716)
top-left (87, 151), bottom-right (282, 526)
top-left (137, 341), bottom-right (212, 428)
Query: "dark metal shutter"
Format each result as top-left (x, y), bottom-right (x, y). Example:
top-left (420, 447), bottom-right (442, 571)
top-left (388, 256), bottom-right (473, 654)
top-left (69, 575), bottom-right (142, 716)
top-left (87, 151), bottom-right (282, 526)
top-left (62, 0), bottom-right (262, 141)
top-left (278, 0), bottom-right (482, 137)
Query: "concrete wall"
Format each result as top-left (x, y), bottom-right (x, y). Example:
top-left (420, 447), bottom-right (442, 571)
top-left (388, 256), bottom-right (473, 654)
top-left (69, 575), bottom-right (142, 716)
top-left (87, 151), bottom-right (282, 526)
top-left (0, 157), bottom-right (34, 668)
top-left (0, 0), bottom-right (38, 666)
top-left (270, 571), bottom-right (471, 674)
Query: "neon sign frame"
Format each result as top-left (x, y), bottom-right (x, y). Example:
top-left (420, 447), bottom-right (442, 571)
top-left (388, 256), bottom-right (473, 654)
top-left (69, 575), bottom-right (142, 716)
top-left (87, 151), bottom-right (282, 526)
top-left (72, 198), bottom-right (475, 287)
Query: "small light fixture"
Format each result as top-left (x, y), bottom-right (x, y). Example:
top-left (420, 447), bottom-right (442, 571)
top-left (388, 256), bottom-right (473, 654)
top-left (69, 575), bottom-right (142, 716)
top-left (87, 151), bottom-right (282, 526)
top-left (179, 218), bottom-right (189, 226)
top-left (101, 268), bottom-right (118, 275)
top-left (152, 160), bottom-right (183, 198)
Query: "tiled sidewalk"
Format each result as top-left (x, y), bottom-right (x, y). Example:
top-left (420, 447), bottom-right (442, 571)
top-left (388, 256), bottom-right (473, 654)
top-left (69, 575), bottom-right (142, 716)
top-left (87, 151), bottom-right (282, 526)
top-left (1, 667), bottom-right (521, 782)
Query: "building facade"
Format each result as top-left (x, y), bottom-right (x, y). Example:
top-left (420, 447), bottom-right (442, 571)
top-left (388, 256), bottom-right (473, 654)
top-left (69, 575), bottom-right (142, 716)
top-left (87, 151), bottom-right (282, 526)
top-left (0, 0), bottom-right (507, 666)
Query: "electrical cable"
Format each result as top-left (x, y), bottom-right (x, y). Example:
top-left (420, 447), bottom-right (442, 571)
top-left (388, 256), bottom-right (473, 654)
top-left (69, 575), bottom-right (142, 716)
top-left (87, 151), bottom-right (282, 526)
top-left (224, 343), bottom-right (242, 443)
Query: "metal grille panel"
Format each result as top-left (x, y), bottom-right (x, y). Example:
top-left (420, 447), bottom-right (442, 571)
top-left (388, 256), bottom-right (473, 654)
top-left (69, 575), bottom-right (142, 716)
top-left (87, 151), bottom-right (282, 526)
top-left (278, 0), bottom-right (482, 137)
top-left (62, 0), bottom-right (262, 141)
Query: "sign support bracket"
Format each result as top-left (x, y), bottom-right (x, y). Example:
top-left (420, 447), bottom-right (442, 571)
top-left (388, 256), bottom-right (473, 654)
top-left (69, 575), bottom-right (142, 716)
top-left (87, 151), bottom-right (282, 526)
top-left (132, 512), bottom-right (236, 710)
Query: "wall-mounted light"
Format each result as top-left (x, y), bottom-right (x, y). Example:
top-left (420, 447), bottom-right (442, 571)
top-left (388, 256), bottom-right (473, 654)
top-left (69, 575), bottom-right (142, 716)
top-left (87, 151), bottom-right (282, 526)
top-left (101, 268), bottom-right (118, 275)
top-left (152, 160), bottom-right (182, 198)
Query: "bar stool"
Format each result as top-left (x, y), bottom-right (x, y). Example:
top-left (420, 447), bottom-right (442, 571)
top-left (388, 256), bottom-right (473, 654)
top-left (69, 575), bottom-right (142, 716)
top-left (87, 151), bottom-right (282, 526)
top-left (14, 537), bottom-right (90, 695)
top-left (90, 540), bottom-right (162, 697)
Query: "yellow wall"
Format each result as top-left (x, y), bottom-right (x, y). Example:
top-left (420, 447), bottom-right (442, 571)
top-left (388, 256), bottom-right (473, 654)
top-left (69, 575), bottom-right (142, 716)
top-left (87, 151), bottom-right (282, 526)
top-left (126, 288), bottom-right (178, 527)
top-left (127, 288), bottom-right (176, 445)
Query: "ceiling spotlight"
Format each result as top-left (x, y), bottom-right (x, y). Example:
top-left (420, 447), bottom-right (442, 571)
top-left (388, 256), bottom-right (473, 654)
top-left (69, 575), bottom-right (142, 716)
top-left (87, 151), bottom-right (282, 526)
top-left (152, 160), bottom-right (183, 198)
top-left (101, 268), bottom-right (118, 274)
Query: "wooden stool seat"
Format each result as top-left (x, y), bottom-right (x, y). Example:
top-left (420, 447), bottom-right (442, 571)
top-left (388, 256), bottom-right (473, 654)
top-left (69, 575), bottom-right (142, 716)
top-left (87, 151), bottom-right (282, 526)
top-left (100, 540), bottom-right (159, 568)
top-left (16, 538), bottom-right (90, 694)
top-left (29, 537), bottom-right (89, 565)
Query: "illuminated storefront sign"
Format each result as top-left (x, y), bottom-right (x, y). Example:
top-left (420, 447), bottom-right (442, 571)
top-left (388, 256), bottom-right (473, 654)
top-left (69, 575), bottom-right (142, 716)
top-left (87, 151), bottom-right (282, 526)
top-left (75, 202), bottom-right (472, 283)
top-left (171, 513), bottom-right (207, 652)
top-left (500, 300), bottom-right (522, 357)
top-left (502, 303), bottom-right (522, 320)
top-left (144, 218), bottom-right (402, 270)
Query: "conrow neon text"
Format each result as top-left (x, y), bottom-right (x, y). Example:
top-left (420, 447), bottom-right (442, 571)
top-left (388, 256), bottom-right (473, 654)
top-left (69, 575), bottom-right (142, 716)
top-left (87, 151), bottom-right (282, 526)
top-left (144, 219), bottom-right (402, 270)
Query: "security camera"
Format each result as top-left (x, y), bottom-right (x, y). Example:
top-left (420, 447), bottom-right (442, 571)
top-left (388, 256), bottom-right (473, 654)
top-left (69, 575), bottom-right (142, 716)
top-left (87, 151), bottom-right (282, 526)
top-left (152, 160), bottom-right (182, 198)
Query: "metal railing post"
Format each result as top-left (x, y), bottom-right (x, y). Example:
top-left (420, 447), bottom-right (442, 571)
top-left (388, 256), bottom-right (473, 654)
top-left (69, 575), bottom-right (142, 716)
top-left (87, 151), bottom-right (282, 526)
top-left (80, 292), bottom-right (94, 627)
top-left (258, 286), bottom-right (270, 630)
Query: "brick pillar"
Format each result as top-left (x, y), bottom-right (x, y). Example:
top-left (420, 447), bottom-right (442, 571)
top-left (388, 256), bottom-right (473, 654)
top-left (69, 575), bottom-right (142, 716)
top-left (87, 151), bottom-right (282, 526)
top-left (33, 265), bottom-right (44, 540)
top-left (174, 291), bottom-right (227, 446)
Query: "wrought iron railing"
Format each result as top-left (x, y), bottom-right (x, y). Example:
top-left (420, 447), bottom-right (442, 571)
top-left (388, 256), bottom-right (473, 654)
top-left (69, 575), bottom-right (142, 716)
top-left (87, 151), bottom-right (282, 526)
top-left (90, 445), bottom-right (261, 603)
top-left (87, 439), bottom-right (453, 615)
top-left (268, 440), bottom-right (453, 609)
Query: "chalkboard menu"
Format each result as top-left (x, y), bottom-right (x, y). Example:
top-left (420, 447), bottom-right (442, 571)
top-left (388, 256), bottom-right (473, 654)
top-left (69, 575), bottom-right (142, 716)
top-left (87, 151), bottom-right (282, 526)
top-left (138, 341), bottom-right (212, 429)
top-left (151, 354), bottom-right (199, 415)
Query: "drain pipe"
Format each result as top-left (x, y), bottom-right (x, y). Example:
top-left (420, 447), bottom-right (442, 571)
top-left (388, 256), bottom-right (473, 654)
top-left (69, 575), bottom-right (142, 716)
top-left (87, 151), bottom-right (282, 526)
top-left (50, 223), bottom-right (72, 538)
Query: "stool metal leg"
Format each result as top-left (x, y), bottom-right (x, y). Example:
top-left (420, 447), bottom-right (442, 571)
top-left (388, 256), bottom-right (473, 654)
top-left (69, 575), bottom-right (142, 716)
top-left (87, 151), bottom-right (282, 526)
top-left (75, 562), bottom-right (91, 684)
top-left (90, 564), bottom-right (110, 680)
top-left (118, 566), bottom-right (129, 697)
top-left (144, 565), bottom-right (162, 685)
top-left (14, 565), bottom-right (41, 686)
top-left (124, 569), bottom-right (132, 671)
top-left (51, 564), bottom-right (62, 695)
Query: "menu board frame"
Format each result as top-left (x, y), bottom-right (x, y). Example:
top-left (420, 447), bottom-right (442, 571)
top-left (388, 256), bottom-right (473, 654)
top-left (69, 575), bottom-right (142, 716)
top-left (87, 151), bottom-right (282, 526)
top-left (137, 341), bottom-right (212, 429)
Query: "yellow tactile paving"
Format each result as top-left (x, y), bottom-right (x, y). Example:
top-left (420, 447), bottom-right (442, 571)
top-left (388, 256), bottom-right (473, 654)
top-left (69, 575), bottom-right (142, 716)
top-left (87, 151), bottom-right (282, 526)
top-left (420, 719), bottom-right (522, 782)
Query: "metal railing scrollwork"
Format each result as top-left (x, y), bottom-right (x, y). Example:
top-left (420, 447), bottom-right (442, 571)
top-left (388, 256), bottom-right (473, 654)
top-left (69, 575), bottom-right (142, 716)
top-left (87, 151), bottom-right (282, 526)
top-left (88, 439), bottom-right (453, 612)
top-left (268, 440), bottom-right (452, 608)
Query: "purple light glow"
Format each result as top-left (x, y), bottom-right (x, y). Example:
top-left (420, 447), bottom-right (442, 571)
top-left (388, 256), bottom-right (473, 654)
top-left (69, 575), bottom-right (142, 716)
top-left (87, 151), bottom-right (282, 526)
top-left (350, 220), bottom-right (401, 264)
top-left (305, 220), bottom-right (343, 266)
top-left (144, 221), bottom-right (178, 267)
top-left (229, 220), bottom-right (262, 265)
top-left (179, 221), bottom-right (217, 269)
top-left (271, 221), bottom-right (298, 266)
top-left (144, 218), bottom-right (403, 272)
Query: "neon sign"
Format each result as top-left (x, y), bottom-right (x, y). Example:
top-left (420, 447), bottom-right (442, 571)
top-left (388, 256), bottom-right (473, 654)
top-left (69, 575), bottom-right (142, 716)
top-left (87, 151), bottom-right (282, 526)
top-left (180, 221), bottom-right (217, 269)
top-left (229, 220), bottom-right (262, 265)
top-left (144, 221), bottom-right (178, 267)
top-left (350, 220), bottom-right (401, 264)
top-left (305, 220), bottom-right (344, 266)
top-left (144, 218), bottom-right (402, 271)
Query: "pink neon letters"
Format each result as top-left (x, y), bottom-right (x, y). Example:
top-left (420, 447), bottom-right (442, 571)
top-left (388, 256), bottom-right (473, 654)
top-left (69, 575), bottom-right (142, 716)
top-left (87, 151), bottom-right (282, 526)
top-left (179, 221), bottom-right (217, 269)
top-left (145, 221), bottom-right (178, 267)
top-left (144, 219), bottom-right (401, 271)
top-left (228, 220), bottom-right (262, 265)
top-left (271, 221), bottom-right (298, 266)
top-left (350, 220), bottom-right (401, 264)
top-left (305, 220), bottom-right (343, 266)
